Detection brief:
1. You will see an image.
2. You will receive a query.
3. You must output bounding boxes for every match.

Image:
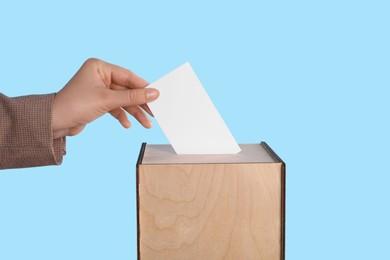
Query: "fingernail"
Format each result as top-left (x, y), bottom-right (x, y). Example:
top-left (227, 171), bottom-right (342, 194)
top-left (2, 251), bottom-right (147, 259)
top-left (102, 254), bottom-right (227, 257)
top-left (146, 89), bottom-right (159, 101)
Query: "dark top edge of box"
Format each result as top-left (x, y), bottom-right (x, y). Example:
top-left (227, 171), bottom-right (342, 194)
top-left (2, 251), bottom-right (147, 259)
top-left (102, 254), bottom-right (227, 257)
top-left (136, 142), bottom-right (147, 167)
top-left (260, 142), bottom-right (285, 164)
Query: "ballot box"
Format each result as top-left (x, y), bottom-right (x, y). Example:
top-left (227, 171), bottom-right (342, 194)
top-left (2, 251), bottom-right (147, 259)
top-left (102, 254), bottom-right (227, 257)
top-left (136, 142), bottom-right (285, 260)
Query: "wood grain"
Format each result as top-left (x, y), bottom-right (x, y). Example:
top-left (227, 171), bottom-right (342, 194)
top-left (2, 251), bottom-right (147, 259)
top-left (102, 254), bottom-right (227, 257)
top-left (138, 163), bottom-right (282, 260)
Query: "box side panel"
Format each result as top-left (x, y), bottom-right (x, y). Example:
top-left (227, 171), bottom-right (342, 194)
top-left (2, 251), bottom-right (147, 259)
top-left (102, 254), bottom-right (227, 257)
top-left (138, 163), bottom-right (282, 259)
top-left (281, 163), bottom-right (286, 260)
top-left (260, 142), bottom-right (286, 259)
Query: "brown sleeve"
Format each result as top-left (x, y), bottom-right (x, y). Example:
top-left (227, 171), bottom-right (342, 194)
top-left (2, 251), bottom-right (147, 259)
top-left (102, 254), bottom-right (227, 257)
top-left (0, 93), bottom-right (66, 170)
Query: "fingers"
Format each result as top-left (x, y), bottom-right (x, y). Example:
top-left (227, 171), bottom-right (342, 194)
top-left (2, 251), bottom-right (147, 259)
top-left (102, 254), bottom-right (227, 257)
top-left (109, 105), bottom-right (153, 129)
top-left (123, 105), bottom-right (153, 128)
top-left (109, 108), bottom-right (131, 128)
top-left (106, 62), bottom-right (149, 89)
top-left (141, 104), bottom-right (154, 117)
top-left (110, 82), bottom-right (154, 116)
top-left (105, 88), bottom-right (159, 111)
top-left (85, 58), bottom-right (149, 89)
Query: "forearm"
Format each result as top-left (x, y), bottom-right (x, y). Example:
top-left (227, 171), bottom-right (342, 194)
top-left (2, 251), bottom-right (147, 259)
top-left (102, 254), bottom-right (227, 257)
top-left (0, 93), bottom-right (66, 170)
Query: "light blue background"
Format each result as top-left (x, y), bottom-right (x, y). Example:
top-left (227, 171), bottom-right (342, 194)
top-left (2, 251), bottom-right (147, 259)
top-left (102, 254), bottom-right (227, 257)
top-left (1, 0), bottom-right (389, 259)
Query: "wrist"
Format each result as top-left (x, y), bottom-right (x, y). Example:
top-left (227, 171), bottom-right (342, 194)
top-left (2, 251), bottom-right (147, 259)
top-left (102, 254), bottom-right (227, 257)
top-left (52, 93), bottom-right (68, 139)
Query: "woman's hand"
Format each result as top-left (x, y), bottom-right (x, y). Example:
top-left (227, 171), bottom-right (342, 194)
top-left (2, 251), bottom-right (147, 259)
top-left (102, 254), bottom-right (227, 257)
top-left (52, 58), bottom-right (159, 139)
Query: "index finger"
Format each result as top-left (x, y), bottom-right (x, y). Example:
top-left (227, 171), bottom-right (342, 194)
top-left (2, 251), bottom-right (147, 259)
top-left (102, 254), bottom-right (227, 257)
top-left (111, 82), bottom-right (154, 117)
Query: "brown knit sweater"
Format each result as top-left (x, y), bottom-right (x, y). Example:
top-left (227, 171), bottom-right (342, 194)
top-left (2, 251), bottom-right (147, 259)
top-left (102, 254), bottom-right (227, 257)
top-left (0, 93), bottom-right (66, 169)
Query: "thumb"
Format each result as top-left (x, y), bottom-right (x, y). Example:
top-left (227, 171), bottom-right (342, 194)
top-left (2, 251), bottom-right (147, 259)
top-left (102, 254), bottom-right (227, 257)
top-left (106, 88), bottom-right (159, 110)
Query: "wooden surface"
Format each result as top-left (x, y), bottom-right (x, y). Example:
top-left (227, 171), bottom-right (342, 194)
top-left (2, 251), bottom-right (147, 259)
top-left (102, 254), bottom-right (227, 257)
top-left (138, 163), bottom-right (283, 260)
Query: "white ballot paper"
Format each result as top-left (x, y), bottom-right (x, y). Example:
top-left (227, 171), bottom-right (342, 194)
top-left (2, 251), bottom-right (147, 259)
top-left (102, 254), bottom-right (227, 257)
top-left (147, 62), bottom-right (241, 154)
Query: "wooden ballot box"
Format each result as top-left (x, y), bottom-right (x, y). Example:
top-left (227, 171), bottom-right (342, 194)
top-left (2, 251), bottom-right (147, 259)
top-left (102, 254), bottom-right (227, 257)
top-left (136, 142), bottom-right (285, 260)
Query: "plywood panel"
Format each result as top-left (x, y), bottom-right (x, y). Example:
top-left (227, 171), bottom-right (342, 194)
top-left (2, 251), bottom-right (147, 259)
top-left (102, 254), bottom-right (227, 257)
top-left (138, 163), bottom-right (282, 260)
